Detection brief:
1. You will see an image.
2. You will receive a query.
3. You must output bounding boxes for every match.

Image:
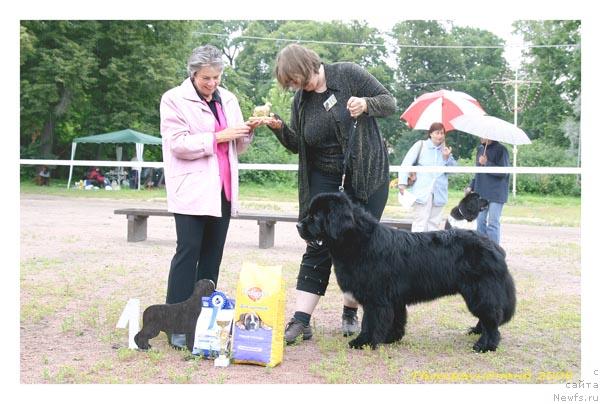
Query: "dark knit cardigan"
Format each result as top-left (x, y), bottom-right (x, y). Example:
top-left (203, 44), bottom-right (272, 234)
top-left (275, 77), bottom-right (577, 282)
top-left (270, 62), bottom-right (396, 219)
top-left (469, 141), bottom-right (510, 204)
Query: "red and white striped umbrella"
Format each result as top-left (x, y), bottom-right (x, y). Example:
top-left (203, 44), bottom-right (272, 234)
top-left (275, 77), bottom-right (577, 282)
top-left (400, 89), bottom-right (486, 131)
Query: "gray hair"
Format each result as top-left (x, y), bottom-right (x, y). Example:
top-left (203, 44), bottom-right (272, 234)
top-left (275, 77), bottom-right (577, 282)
top-left (187, 45), bottom-right (224, 78)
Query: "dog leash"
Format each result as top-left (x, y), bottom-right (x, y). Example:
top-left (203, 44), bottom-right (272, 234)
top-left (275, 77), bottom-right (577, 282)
top-left (339, 119), bottom-right (358, 192)
top-left (305, 119), bottom-right (357, 250)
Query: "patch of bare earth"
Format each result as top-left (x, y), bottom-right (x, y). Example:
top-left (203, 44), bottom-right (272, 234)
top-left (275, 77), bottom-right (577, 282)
top-left (20, 194), bottom-right (580, 384)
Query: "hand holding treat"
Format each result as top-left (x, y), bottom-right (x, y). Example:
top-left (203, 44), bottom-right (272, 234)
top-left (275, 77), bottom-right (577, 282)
top-left (252, 102), bottom-right (272, 118)
top-left (247, 102), bottom-right (282, 129)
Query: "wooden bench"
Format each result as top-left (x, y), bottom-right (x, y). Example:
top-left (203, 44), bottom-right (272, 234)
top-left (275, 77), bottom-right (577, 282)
top-left (114, 208), bottom-right (412, 249)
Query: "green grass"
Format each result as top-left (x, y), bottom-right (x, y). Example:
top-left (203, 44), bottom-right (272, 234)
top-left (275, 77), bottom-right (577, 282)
top-left (239, 181), bottom-right (298, 201)
top-left (304, 295), bottom-right (580, 384)
top-left (21, 180), bottom-right (580, 226)
top-left (20, 181), bottom-right (168, 200)
top-left (387, 189), bottom-right (580, 227)
top-left (20, 179), bottom-right (299, 202)
top-left (19, 177), bottom-right (581, 384)
top-left (20, 177), bottom-right (581, 384)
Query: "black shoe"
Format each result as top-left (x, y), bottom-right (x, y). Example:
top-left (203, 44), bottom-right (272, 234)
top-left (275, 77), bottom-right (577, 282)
top-left (168, 333), bottom-right (187, 350)
top-left (342, 313), bottom-right (360, 337)
top-left (284, 318), bottom-right (313, 345)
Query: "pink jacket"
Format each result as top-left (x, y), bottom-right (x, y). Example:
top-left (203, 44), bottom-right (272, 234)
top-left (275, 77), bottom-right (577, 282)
top-left (160, 79), bottom-right (252, 216)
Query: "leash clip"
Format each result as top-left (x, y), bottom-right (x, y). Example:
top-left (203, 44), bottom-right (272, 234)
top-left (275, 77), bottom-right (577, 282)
top-left (338, 119), bottom-right (357, 194)
top-left (339, 173), bottom-right (346, 193)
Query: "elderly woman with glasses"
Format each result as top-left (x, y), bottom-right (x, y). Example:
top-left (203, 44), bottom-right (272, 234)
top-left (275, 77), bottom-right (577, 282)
top-left (160, 44), bottom-right (258, 349)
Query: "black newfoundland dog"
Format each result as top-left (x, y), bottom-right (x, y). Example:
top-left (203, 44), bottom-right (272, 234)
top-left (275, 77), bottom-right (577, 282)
top-left (297, 192), bottom-right (516, 352)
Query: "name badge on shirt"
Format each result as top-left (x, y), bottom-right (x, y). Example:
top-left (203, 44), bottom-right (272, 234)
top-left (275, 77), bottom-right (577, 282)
top-left (323, 94), bottom-right (337, 111)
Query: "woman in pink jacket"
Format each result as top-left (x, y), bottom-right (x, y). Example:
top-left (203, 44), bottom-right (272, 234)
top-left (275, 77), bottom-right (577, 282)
top-left (160, 45), bottom-right (256, 349)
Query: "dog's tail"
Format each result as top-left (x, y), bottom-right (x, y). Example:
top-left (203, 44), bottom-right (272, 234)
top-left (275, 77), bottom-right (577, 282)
top-left (464, 232), bottom-right (515, 325)
top-left (500, 272), bottom-right (516, 325)
top-left (481, 237), bottom-right (516, 325)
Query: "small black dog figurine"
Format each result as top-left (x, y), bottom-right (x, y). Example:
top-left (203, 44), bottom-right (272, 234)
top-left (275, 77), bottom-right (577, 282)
top-left (134, 279), bottom-right (215, 351)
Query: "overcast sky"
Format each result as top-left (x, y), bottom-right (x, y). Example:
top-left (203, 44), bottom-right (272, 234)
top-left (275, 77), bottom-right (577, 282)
top-left (452, 19), bottom-right (524, 69)
top-left (368, 18), bottom-right (524, 69)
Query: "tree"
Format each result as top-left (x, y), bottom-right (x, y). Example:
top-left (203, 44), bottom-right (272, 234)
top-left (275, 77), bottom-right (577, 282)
top-left (238, 83), bottom-right (297, 184)
top-left (232, 20), bottom-right (393, 104)
top-left (562, 94), bottom-right (580, 164)
top-left (88, 21), bottom-right (195, 156)
top-left (514, 20), bottom-right (580, 147)
top-left (20, 20), bottom-right (196, 166)
top-left (20, 21), bottom-right (99, 159)
top-left (232, 20), bottom-right (399, 171)
top-left (390, 20), bottom-right (508, 161)
top-left (191, 21), bottom-right (248, 65)
top-left (21, 19), bottom-right (581, 184)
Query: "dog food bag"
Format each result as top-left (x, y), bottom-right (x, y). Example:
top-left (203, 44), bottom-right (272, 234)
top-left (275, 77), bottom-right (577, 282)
top-left (231, 262), bottom-right (285, 367)
top-left (192, 291), bottom-right (235, 358)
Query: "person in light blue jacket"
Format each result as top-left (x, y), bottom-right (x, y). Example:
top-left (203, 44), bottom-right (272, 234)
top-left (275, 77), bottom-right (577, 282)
top-left (398, 122), bottom-right (457, 231)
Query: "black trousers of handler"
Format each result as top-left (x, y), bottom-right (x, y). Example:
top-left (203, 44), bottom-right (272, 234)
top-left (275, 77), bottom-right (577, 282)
top-left (297, 170), bottom-right (389, 296)
top-left (166, 191), bottom-right (231, 304)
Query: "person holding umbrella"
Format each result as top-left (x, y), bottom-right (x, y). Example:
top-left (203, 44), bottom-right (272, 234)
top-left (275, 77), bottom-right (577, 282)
top-left (398, 122), bottom-right (457, 232)
top-left (465, 138), bottom-right (510, 244)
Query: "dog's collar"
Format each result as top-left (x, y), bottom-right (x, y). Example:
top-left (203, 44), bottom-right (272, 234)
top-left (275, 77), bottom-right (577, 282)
top-left (308, 240), bottom-right (323, 249)
top-left (448, 215), bottom-right (477, 230)
top-left (448, 216), bottom-right (461, 227)
top-left (458, 205), bottom-right (466, 219)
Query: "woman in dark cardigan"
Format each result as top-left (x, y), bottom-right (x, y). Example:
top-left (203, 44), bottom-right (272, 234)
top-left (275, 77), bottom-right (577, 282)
top-left (255, 44), bottom-right (396, 344)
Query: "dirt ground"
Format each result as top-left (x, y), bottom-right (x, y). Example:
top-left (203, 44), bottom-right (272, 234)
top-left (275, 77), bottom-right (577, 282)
top-left (19, 193), bottom-right (582, 387)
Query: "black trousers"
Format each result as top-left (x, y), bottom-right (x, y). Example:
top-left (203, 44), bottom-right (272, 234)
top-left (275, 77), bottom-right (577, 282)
top-left (297, 170), bottom-right (389, 295)
top-left (166, 191), bottom-right (231, 304)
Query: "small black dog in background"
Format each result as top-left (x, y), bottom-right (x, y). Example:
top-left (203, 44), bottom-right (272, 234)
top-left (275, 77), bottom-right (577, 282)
top-left (134, 279), bottom-right (215, 351)
top-left (444, 192), bottom-right (489, 230)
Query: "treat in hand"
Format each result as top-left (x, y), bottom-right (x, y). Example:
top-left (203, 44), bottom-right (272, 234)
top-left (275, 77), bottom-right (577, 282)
top-left (252, 102), bottom-right (273, 118)
top-left (247, 102), bottom-right (281, 129)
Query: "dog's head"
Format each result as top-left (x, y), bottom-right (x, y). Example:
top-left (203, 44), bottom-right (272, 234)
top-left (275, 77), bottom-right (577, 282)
top-left (238, 312), bottom-right (261, 331)
top-left (192, 279), bottom-right (216, 298)
top-left (450, 192), bottom-right (489, 222)
top-left (296, 192), bottom-right (356, 245)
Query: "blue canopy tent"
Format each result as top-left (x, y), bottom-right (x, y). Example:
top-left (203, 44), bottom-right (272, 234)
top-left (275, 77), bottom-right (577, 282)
top-left (67, 129), bottom-right (162, 189)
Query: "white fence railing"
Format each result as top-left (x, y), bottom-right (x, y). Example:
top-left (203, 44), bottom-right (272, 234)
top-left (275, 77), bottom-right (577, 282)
top-left (20, 159), bottom-right (582, 175)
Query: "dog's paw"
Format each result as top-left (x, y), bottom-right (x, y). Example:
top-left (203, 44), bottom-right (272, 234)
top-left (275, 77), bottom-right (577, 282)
top-left (472, 341), bottom-right (497, 353)
top-left (348, 335), bottom-right (370, 349)
top-left (468, 321), bottom-right (482, 335)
